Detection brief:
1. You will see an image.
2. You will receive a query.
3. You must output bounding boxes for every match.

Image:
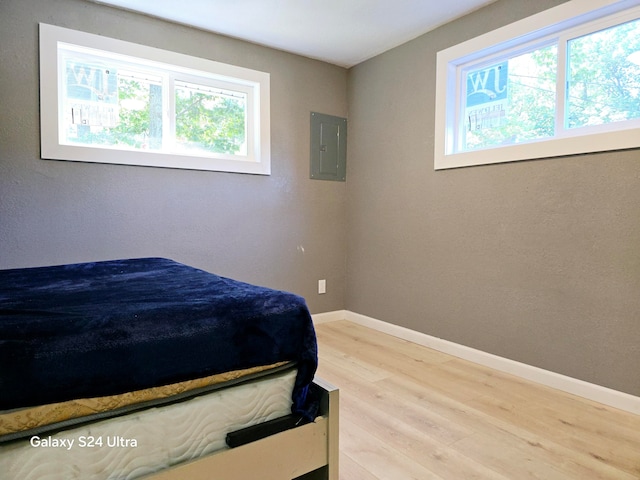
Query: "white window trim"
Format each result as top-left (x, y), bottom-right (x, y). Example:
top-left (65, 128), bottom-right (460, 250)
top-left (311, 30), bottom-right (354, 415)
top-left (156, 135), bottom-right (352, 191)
top-left (39, 23), bottom-right (271, 175)
top-left (434, 0), bottom-right (640, 170)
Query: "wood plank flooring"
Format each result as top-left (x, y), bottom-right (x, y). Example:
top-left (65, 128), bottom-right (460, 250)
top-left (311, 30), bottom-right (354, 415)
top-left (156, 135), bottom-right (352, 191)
top-left (314, 320), bottom-right (640, 480)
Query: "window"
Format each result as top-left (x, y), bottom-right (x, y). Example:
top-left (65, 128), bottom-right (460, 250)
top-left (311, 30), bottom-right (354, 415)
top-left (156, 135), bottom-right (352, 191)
top-left (434, 0), bottom-right (640, 170)
top-left (39, 24), bottom-right (270, 174)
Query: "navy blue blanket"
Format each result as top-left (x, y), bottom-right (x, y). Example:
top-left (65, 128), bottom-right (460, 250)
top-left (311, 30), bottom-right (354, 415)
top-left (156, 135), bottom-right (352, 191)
top-left (0, 258), bottom-right (317, 417)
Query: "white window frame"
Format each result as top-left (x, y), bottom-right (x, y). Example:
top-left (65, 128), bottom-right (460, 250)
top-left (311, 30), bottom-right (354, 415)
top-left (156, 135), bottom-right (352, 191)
top-left (434, 0), bottom-right (640, 170)
top-left (39, 23), bottom-right (271, 175)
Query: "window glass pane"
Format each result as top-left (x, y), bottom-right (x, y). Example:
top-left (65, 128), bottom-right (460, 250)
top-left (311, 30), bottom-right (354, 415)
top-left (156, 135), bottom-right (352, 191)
top-left (462, 44), bottom-right (557, 152)
top-left (117, 72), bottom-right (163, 150)
top-left (567, 18), bottom-right (640, 129)
top-left (62, 53), bottom-right (163, 150)
top-left (175, 82), bottom-right (247, 156)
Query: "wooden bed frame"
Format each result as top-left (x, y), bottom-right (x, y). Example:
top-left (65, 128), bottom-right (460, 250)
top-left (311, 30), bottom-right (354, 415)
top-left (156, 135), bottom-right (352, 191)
top-left (144, 377), bottom-right (339, 480)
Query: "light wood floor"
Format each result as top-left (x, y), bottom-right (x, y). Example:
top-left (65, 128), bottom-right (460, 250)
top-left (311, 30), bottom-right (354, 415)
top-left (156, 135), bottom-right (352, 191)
top-left (314, 320), bottom-right (640, 480)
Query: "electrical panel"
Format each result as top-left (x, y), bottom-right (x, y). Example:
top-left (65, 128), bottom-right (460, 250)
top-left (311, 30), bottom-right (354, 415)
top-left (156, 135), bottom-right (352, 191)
top-left (310, 112), bottom-right (347, 181)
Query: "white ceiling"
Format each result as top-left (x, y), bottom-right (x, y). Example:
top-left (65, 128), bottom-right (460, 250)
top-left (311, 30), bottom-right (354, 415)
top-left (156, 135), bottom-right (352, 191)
top-left (90, 0), bottom-right (497, 67)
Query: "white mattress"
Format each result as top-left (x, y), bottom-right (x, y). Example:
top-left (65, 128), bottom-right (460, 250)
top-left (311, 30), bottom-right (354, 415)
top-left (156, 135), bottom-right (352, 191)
top-left (0, 368), bottom-right (296, 480)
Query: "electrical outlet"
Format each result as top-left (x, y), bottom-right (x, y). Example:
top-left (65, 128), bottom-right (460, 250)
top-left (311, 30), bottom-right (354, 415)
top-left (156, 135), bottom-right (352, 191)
top-left (318, 279), bottom-right (326, 294)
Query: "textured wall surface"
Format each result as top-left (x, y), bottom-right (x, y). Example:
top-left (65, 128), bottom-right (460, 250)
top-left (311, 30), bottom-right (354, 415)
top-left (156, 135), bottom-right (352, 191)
top-left (345, 0), bottom-right (640, 396)
top-left (0, 0), bottom-right (348, 313)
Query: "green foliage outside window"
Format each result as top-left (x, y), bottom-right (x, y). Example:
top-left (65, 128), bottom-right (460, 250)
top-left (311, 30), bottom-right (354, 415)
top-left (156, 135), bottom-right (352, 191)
top-left (567, 18), bottom-right (640, 128)
top-left (175, 86), bottom-right (246, 156)
top-left (463, 18), bottom-right (640, 152)
top-left (69, 74), bottom-right (247, 156)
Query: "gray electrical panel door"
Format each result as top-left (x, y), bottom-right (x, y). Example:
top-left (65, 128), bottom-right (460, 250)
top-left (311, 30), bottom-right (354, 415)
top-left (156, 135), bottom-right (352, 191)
top-left (310, 112), bottom-right (347, 181)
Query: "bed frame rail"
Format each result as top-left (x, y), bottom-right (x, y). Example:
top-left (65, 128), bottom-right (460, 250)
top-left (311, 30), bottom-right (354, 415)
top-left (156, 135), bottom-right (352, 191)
top-left (146, 377), bottom-right (338, 480)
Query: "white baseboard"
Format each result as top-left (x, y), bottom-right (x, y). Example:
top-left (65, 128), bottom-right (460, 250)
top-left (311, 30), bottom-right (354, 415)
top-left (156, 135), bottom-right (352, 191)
top-left (313, 310), bottom-right (640, 416)
top-left (312, 310), bottom-right (347, 325)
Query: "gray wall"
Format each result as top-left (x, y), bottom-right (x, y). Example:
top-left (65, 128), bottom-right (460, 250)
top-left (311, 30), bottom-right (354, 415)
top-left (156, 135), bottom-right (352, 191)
top-left (346, 0), bottom-right (640, 396)
top-left (0, 0), bottom-right (347, 314)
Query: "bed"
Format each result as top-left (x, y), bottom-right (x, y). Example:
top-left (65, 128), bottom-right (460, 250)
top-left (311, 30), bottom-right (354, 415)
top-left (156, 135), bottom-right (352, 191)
top-left (0, 257), bottom-right (338, 479)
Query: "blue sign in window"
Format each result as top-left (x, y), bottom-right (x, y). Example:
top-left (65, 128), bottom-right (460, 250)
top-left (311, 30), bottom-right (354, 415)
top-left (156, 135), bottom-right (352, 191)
top-left (466, 62), bottom-right (508, 108)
